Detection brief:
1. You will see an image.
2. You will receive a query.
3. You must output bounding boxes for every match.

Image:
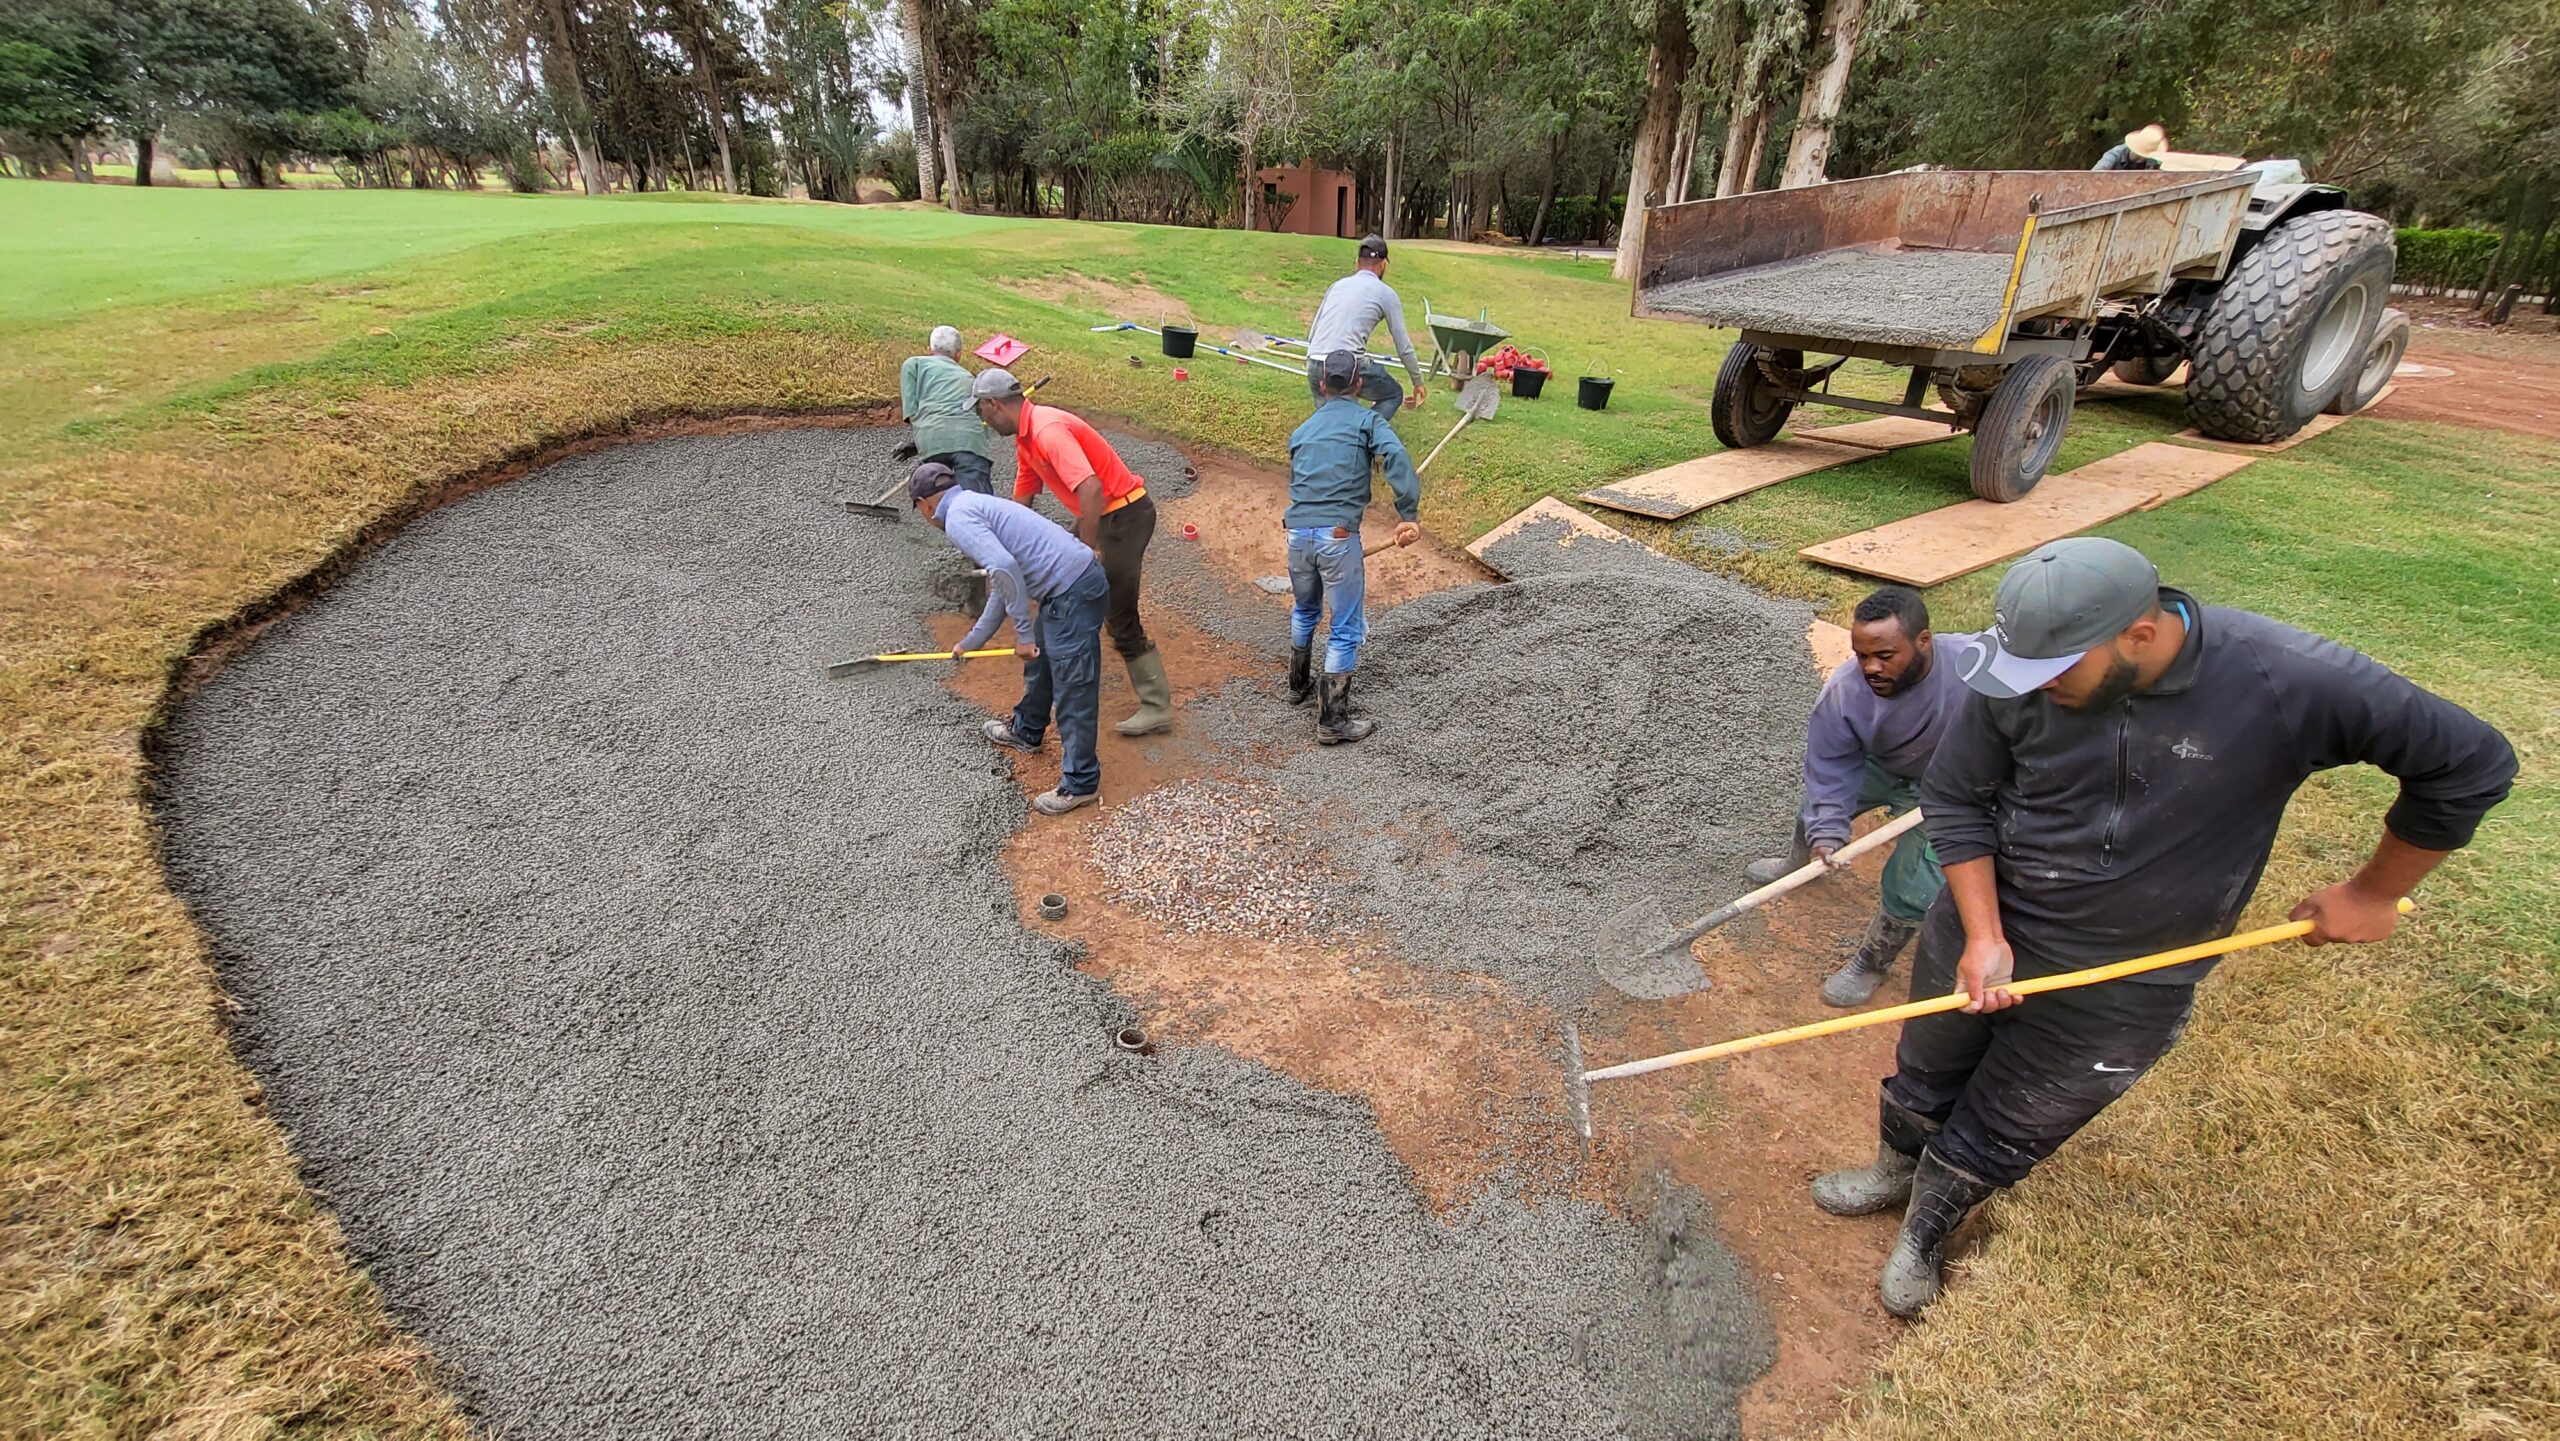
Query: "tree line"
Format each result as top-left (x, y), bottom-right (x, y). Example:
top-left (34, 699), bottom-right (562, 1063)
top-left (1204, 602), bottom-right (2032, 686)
top-left (3, 0), bottom-right (2553, 276)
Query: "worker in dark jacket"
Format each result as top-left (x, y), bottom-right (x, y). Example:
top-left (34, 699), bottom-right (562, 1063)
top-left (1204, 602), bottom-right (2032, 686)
top-left (1283, 350), bottom-right (1422, 744)
top-left (1813, 537), bottom-right (2515, 1319)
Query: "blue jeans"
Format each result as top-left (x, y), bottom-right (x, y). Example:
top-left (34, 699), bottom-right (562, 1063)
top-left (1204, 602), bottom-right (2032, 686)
top-left (1012, 562), bottom-right (1108, 796)
top-left (1287, 527), bottom-right (1368, 675)
top-left (1304, 357), bottom-right (1403, 420)
top-left (927, 450), bottom-right (994, 495)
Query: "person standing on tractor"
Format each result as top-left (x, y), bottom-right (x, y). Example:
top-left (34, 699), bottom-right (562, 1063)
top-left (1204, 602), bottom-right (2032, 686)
top-left (1746, 586), bottom-right (1974, 1007)
top-left (1303, 235), bottom-right (1428, 420)
top-left (972, 368), bottom-right (1176, 738)
top-left (1811, 538), bottom-right (2514, 1319)
top-left (1283, 351), bottom-right (1423, 745)
top-left (2094, 124), bottom-right (2169, 171)
top-left (898, 326), bottom-right (994, 494)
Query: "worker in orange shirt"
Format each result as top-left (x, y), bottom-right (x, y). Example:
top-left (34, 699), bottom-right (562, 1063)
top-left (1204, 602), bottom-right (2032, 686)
top-left (970, 368), bottom-right (1175, 736)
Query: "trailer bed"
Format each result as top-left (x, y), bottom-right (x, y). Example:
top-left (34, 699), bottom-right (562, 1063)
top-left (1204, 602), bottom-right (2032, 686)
top-left (1642, 246), bottom-right (2017, 350)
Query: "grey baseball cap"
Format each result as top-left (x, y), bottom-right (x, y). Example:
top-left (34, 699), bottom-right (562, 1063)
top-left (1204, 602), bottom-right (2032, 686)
top-left (969, 367), bottom-right (1023, 401)
top-left (1956, 537), bottom-right (2161, 698)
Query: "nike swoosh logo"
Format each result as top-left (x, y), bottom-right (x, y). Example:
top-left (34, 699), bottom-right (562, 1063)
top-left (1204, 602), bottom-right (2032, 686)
top-left (2093, 1062), bottom-right (2136, 1074)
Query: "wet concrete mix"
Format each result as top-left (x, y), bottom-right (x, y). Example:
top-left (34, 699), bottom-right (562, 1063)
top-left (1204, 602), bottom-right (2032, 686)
top-left (153, 428), bottom-right (1789, 1437)
top-left (1644, 247), bottom-right (2018, 349)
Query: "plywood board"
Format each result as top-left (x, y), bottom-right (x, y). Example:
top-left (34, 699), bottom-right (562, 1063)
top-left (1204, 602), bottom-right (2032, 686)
top-left (1802, 414), bottom-right (1962, 451)
top-left (2128, 444), bottom-right (2260, 510)
top-left (1465, 496), bottom-right (1631, 571)
top-left (1799, 474), bottom-right (2161, 587)
top-left (2170, 388), bottom-right (2390, 453)
top-left (1807, 619), bottom-right (1853, 675)
top-left (1579, 436), bottom-right (1874, 521)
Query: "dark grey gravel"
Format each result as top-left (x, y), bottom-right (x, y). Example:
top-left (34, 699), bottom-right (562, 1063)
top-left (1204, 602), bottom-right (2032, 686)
top-left (152, 425), bottom-right (1771, 1439)
top-left (1644, 247), bottom-right (2017, 348)
top-left (1250, 516), bottom-right (1819, 1004)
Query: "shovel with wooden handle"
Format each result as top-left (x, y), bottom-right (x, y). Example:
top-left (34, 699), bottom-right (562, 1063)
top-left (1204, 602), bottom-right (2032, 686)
top-left (1560, 899), bottom-right (2417, 1139)
top-left (1417, 374), bottom-right (1501, 473)
top-left (1252, 530), bottom-right (1418, 594)
top-left (825, 648), bottom-right (1017, 679)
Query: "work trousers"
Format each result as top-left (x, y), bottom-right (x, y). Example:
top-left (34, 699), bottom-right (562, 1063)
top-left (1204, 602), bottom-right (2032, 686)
top-left (1287, 526), bottom-right (1369, 674)
top-left (1884, 896), bottom-right (2197, 1186)
top-left (926, 450), bottom-right (994, 495)
top-left (1096, 494), bottom-right (1157, 661)
top-left (1787, 759), bottom-right (1945, 922)
top-left (1011, 562), bottom-right (1109, 797)
top-left (1304, 357), bottom-right (1405, 419)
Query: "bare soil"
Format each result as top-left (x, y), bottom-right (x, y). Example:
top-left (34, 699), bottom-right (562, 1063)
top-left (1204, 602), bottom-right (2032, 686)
top-left (941, 444), bottom-right (1912, 1435)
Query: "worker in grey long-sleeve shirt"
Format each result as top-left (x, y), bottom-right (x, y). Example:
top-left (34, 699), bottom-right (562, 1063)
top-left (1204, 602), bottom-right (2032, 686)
top-left (1744, 586), bottom-right (1976, 1007)
top-left (1812, 538), bottom-right (2515, 1321)
top-left (1302, 234), bottom-right (1428, 420)
top-left (910, 462), bottom-right (1111, 816)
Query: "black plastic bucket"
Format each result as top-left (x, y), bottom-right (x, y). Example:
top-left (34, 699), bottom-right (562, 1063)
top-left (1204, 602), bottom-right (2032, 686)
top-left (1160, 325), bottom-right (1198, 359)
top-left (1577, 375), bottom-right (1614, 410)
top-left (1513, 369), bottom-right (1548, 400)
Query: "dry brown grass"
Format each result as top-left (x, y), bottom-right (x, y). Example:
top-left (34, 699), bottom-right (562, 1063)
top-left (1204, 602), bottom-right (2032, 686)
top-left (1, 333), bottom-right (912, 1436)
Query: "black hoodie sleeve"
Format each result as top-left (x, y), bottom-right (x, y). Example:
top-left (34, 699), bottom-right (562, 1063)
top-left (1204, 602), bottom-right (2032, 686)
top-left (2265, 625), bottom-right (2517, 851)
top-left (1918, 690), bottom-right (2013, 866)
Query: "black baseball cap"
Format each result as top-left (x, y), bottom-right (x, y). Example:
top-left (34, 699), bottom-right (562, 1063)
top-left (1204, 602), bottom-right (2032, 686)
top-left (1319, 350), bottom-right (1361, 388)
top-left (1357, 233), bottom-right (1389, 261)
top-left (908, 460), bottom-right (959, 501)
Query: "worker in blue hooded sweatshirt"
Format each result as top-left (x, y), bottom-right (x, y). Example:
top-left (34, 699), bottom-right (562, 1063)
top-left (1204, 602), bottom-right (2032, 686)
top-left (1282, 350), bottom-right (1422, 744)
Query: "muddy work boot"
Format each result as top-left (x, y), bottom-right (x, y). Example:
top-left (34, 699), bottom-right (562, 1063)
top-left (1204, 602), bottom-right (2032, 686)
top-left (1821, 911), bottom-right (1920, 1008)
top-left (1115, 649), bottom-right (1175, 736)
top-left (1880, 1149), bottom-right (2002, 1318)
top-left (1288, 643), bottom-right (1315, 706)
top-left (1315, 672), bottom-right (1375, 745)
top-left (1811, 1091), bottom-right (1936, 1217)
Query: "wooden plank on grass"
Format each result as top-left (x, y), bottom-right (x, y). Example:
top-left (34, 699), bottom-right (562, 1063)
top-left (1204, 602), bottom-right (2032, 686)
top-left (1579, 437), bottom-right (1874, 521)
top-left (1802, 414), bottom-right (1961, 451)
top-left (1799, 463), bottom-right (2175, 588)
top-left (2129, 444), bottom-right (2260, 510)
top-left (1465, 497), bottom-right (1631, 573)
top-left (2170, 388), bottom-right (2391, 454)
top-left (1807, 619), bottom-right (1853, 675)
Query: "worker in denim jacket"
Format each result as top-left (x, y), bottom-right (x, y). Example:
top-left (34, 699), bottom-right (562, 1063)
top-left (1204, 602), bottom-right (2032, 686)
top-left (1283, 350), bottom-right (1422, 745)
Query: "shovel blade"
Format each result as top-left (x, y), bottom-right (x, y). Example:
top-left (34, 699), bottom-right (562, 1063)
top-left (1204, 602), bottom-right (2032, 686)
top-left (824, 656), bottom-right (884, 679)
top-left (1458, 374), bottom-right (1501, 421)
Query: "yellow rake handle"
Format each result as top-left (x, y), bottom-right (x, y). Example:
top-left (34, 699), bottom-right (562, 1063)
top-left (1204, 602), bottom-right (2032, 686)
top-left (1582, 899), bottom-right (2413, 1084)
top-left (874, 649), bottom-right (1015, 662)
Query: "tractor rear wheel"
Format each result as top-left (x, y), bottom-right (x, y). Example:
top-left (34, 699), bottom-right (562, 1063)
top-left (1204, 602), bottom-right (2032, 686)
top-left (2187, 211), bottom-right (2395, 442)
top-left (2326, 307), bottom-right (2410, 415)
top-left (1969, 354), bottom-right (2076, 502)
top-left (1712, 343), bottom-right (1800, 449)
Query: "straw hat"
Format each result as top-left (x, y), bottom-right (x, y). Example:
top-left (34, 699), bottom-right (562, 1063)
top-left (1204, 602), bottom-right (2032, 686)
top-left (2125, 125), bottom-right (2170, 160)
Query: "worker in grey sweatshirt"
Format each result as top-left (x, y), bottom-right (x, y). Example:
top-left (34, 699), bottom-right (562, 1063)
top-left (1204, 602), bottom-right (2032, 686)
top-left (1302, 235), bottom-right (1428, 419)
top-left (1746, 585), bottom-right (1977, 1007)
top-left (1812, 538), bottom-right (2515, 1320)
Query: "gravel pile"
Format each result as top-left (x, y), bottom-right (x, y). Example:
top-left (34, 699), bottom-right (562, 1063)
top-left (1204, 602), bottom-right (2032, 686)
top-left (1088, 778), bottom-right (1361, 940)
top-left (153, 425), bottom-right (1772, 1439)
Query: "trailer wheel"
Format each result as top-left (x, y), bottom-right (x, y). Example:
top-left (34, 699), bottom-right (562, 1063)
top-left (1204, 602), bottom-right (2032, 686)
top-left (2326, 307), bottom-right (2409, 415)
top-left (2188, 211), bottom-right (2395, 443)
top-left (2111, 353), bottom-right (2182, 387)
top-left (1712, 343), bottom-right (1799, 449)
top-left (1969, 355), bottom-right (2075, 502)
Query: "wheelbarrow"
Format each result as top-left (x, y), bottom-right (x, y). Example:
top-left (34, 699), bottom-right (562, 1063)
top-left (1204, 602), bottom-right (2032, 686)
top-left (1421, 298), bottom-right (1511, 381)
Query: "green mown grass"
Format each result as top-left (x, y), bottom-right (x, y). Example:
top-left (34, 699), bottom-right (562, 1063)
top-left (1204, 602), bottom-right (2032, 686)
top-left (3, 178), bottom-right (2551, 1436)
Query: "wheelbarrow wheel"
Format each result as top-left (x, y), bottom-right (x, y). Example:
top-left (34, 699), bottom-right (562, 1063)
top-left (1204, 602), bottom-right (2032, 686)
top-left (1969, 354), bottom-right (2075, 502)
top-left (1713, 343), bottom-right (1799, 449)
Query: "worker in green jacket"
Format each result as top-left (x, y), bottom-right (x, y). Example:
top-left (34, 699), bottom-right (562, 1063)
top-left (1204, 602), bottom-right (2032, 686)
top-left (898, 326), bottom-right (994, 493)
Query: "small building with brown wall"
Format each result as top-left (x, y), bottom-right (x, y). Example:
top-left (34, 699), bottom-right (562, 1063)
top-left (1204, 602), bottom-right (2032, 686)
top-left (1253, 162), bottom-right (1359, 238)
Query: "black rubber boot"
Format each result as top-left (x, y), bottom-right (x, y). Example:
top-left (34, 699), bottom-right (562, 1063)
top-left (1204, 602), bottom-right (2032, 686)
top-left (1821, 911), bottom-right (1920, 1008)
top-left (1288, 644), bottom-right (1315, 706)
top-left (1745, 822), bottom-right (1816, 886)
top-left (1316, 672), bottom-right (1375, 745)
top-left (1880, 1148), bottom-right (2002, 1318)
top-left (1811, 1090), bottom-right (1936, 1216)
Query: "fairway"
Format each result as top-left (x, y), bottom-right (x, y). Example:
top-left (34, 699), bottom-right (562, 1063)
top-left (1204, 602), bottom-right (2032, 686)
top-left (3, 183), bottom-right (2555, 1437)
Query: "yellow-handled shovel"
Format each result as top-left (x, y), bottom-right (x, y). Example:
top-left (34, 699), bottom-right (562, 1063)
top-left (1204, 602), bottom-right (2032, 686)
top-left (1563, 898), bottom-right (2414, 1137)
top-left (826, 648), bottom-right (1017, 679)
